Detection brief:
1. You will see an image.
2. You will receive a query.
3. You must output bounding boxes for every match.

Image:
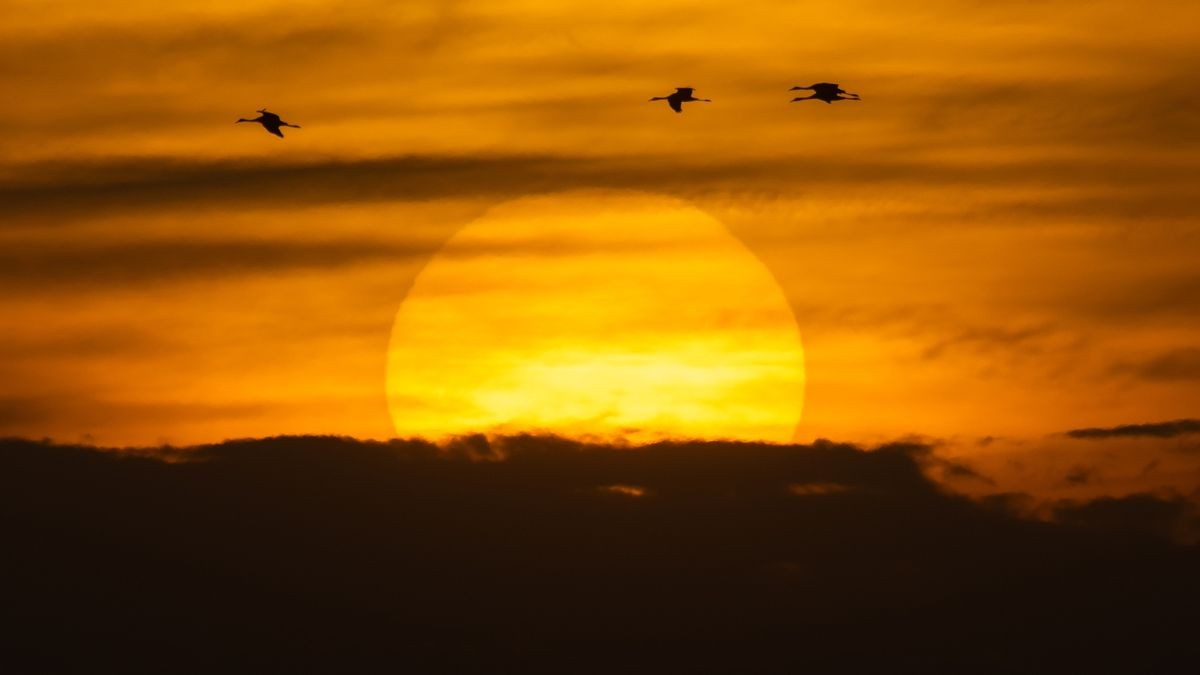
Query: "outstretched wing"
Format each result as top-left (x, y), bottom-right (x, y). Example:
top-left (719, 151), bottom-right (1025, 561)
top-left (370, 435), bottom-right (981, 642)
top-left (263, 122), bottom-right (285, 138)
top-left (668, 97), bottom-right (683, 113)
top-left (675, 87), bottom-right (694, 96)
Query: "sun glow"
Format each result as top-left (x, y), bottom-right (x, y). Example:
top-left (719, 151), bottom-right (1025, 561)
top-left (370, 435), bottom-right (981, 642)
top-left (386, 191), bottom-right (804, 443)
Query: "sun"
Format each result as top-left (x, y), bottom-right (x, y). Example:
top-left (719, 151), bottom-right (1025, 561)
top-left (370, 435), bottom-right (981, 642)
top-left (386, 190), bottom-right (804, 443)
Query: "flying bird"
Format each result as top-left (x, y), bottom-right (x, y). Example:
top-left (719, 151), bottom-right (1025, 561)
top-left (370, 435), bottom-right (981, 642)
top-left (650, 87), bottom-right (712, 113)
top-left (236, 109), bottom-right (301, 137)
top-left (790, 83), bottom-right (861, 104)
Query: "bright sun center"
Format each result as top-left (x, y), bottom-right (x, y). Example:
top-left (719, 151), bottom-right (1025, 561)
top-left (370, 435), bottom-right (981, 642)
top-left (386, 190), bottom-right (805, 443)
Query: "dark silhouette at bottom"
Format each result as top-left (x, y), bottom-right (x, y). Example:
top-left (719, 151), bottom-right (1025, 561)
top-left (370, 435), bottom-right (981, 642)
top-left (1, 435), bottom-right (1196, 674)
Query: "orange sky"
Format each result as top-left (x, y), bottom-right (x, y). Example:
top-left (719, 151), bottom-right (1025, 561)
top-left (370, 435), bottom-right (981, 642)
top-left (1, 0), bottom-right (1198, 496)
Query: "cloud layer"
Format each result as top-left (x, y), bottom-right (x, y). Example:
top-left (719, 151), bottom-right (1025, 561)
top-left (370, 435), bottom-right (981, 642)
top-left (2, 435), bottom-right (1197, 672)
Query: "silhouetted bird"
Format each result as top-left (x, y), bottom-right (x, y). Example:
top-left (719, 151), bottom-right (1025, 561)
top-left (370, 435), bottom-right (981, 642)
top-left (650, 88), bottom-right (712, 113)
top-left (790, 83), bottom-right (860, 104)
top-left (236, 109), bottom-right (301, 137)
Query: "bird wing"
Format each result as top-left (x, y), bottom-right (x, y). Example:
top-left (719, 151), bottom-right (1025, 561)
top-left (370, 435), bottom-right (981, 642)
top-left (264, 123), bottom-right (285, 138)
top-left (811, 83), bottom-right (840, 94)
top-left (260, 112), bottom-right (282, 124)
top-left (675, 87), bottom-right (694, 95)
top-left (668, 97), bottom-right (683, 113)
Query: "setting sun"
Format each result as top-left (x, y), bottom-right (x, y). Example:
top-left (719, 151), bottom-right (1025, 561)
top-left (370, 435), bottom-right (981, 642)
top-left (386, 191), bottom-right (805, 442)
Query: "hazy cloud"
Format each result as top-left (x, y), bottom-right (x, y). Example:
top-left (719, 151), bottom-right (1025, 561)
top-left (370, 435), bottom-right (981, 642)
top-left (1066, 419), bottom-right (1200, 440)
top-left (3, 153), bottom-right (1196, 225)
top-left (0, 239), bottom-right (429, 289)
top-left (0, 394), bottom-right (268, 433)
top-left (1116, 347), bottom-right (1200, 382)
top-left (1062, 465), bottom-right (1094, 486)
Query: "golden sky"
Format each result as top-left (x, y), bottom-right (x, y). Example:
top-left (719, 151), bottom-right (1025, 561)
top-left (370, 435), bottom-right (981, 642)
top-left (1, 0), bottom-right (1199, 495)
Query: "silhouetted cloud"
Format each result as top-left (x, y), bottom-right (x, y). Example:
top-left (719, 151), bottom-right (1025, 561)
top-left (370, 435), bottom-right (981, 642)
top-left (935, 457), bottom-right (996, 485)
top-left (1, 434), bottom-right (1196, 672)
top-left (1066, 419), bottom-right (1200, 440)
top-left (1053, 492), bottom-right (1200, 541)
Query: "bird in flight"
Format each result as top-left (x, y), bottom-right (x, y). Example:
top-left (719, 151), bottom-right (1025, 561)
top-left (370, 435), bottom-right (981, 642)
top-left (650, 87), bottom-right (712, 113)
top-left (236, 109), bottom-right (301, 137)
top-left (790, 83), bottom-right (860, 104)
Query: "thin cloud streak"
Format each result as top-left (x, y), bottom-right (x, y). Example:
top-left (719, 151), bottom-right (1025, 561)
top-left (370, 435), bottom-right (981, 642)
top-left (1066, 419), bottom-right (1200, 440)
top-left (2, 153), bottom-right (1196, 224)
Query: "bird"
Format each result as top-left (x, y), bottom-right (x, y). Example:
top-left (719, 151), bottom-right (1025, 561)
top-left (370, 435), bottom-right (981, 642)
top-left (650, 87), bottom-right (712, 113)
top-left (790, 83), bottom-right (860, 104)
top-left (236, 109), bottom-right (301, 137)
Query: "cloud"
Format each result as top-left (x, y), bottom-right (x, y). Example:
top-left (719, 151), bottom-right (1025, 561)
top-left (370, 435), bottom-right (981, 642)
top-left (919, 322), bottom-right (1060, 361)
top-left (1062, 465), bottom-right (1095, 485)
top-left (1116, 347), bottom-right (1200, 382)
top-left (0, 155), bottom-right (575, 222)
top-left (1053, 492), bottom-right (1200, 542)
top-left (0, 239), bottom-right (430, 290)
top-left (0, 395), bottom-right (269, 434)
top-left (929, 456), bottom-right (996, 485)
top-left (3, 152), bottom-right (1196, 226)
top-left (0, 223), bottom-right (714, 293)
top-left (1066, 419), bottom-right (1200, 440)
top-left (1, 434), bottom-right (1196, 672)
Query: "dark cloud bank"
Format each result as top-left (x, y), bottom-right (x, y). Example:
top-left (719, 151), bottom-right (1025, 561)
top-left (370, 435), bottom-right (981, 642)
top-left (2, 435), bottom-right (1197, 673)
